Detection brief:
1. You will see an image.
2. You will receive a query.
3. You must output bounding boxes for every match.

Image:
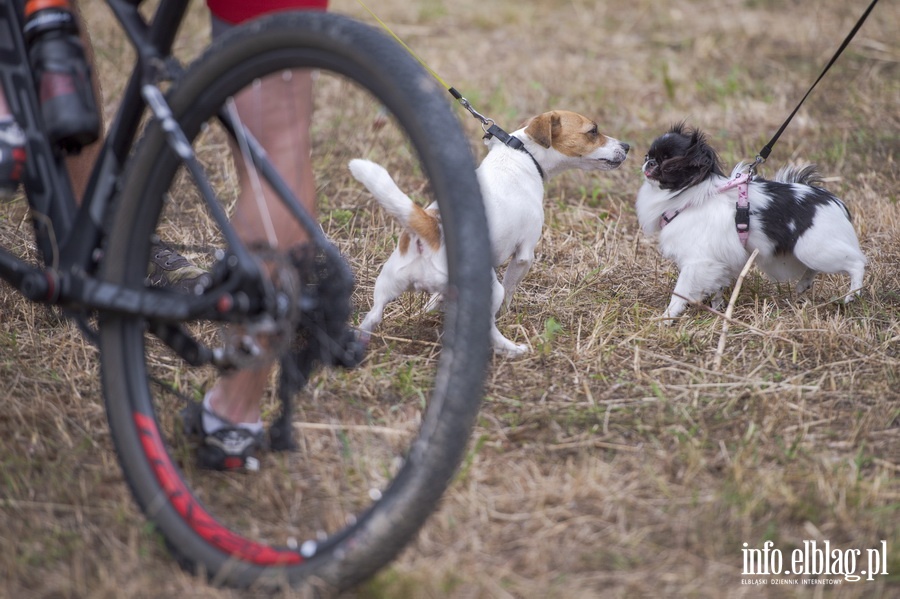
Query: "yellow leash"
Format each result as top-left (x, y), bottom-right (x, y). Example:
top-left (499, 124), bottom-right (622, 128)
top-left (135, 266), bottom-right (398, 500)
top-left (353, 0), bottom-right (495, 130)
top-left (353, 0), bottom-right (545, 174)
top-left (354, 0), bottom-right (451, 90)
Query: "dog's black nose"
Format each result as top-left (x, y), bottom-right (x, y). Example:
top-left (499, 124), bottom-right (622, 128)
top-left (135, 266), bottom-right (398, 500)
top-left (622, 142), bottom-right (631, 154)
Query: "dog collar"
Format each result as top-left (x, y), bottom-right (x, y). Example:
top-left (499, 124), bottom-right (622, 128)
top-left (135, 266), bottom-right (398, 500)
top-left (659, 209), bottom-right (681, 229)
top-left (718, 172), bottom-right (751, 246)
top-left (484, 124), bottom-right (545, 181)
top-left (656, 186), bottom-right (691, 230)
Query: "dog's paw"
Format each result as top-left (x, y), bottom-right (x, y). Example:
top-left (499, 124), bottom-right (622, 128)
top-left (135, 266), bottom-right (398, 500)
top-left (842, 291), bottom-right (860, 305)
top-left (660, 308), bottom-right (683, 326)
top-left (492, 339), bottom-right (529, 358)
top-left (423, 292), bottom-right (444, 313)
top-left (358, 311), bottom-right (381, 335)
top-left (796, 277), bottom-right (817, 295)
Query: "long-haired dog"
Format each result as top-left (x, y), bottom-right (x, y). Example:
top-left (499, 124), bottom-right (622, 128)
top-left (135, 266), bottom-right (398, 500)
top-left (636, 123), bottom-right (866, 320)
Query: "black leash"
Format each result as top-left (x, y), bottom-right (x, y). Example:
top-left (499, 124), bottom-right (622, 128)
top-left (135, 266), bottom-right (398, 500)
top-left (354, 1), bottom-right (545, 179)
top-left (753, 0), bottom-right (880, 171)
top-left (734, 0), bottom-right (878, 243)
top-left (448, 87), bottom-right (545, 180)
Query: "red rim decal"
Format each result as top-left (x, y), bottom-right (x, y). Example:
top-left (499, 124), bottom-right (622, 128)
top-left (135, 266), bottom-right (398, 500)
top-left (135, 413), bottom-right (303, 566)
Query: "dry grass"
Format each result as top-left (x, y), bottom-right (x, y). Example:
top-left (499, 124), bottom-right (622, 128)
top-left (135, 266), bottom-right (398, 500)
top-left (1, 0), bottom-right (898, 597)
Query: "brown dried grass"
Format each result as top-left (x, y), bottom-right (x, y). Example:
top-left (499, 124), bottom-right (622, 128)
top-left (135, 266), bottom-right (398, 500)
top-left (1, 0), bottom-right (898, 598)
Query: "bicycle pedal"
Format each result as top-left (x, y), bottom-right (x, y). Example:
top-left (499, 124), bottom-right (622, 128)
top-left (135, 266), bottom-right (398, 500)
top-left (196, 435), bottom-right (263, 472)
top-left (183, 401), bottom-right (265, 471)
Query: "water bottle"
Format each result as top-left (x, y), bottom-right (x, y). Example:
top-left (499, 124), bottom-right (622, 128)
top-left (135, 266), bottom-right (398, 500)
top-left (23, 0), bottom-right (100, 154)
top-left (0, 115), bottom-right (27, 199)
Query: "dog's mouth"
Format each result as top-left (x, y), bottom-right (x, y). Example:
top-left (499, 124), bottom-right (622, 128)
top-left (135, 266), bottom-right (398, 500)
top-left (589, 143), bottom-right (629, 170)
top-left (596, 152), bottom-right (630, 169)
top-left (597, 157), bottom-right (626, 169)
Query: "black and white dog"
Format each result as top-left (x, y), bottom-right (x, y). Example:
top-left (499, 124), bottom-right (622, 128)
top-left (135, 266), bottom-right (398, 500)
top-left (636, 123), bottom-right (866, 320)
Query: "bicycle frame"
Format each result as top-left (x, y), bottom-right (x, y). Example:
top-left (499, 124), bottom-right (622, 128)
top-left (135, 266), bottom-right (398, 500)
top-left (0, 0), bottom-right (318, 329)
top-left (0, 0), bottom-right (185, 279)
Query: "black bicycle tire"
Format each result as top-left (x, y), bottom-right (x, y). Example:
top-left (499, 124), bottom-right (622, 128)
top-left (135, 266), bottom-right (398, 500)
top-left (99, 11), bottom-right (491, 593)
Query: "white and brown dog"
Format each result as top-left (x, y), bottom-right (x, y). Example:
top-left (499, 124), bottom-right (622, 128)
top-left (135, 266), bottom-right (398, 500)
top-left (350, 110), bottom-right (630, 356)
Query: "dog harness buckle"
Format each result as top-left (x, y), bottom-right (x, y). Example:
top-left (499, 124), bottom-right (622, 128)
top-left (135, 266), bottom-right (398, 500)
top-left (718, 172), bottom-right (752, 246)
top-left (735, 205), bottom-right (750, 232)
top-left (659, 209), bottom-right (681, 229)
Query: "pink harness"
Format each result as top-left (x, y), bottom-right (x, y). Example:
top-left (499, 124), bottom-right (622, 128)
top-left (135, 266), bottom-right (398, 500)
top-left (717, 172), bottom-right (751, 246)
top-left (658, 209), bottom-right (680, 229)
top-left (659, 173), bottom-right (752, 246)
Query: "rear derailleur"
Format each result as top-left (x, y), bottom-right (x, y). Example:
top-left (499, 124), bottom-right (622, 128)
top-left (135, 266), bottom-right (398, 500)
top-left (269, 243), bottom-right (367, 451)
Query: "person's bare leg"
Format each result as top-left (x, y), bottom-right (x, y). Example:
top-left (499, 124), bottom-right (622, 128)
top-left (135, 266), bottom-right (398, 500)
top-left (58, 12), bottom-right (317, 438)
top-left (206, 69), bottom-right (316, 425)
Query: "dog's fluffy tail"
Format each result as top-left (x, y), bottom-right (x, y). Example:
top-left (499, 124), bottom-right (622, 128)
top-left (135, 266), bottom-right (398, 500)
top-left (731, 162), bottom-right (825, 187)
top-left (774, 164), bottom-right (825, 187)
top-left (349, 159), bottom-right (416, 224)
top-left (349, 159), bottom-right (441, 251)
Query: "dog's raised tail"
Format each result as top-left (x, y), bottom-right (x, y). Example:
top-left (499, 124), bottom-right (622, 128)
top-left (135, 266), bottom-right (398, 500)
top-left (349, 159), bottom-right (414, 223)
top-left (349, 159), bottom-right (441, 251)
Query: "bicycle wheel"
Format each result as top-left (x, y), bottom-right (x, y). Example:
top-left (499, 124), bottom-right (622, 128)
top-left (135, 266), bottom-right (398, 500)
top-left (99, 12), bottom-right (491, 593)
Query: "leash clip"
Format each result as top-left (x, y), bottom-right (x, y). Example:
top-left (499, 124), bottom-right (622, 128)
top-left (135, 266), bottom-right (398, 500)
top-left (748, 154), bottom-right (764, 178)
top-left (447, 87), bottom-right (544, 179)
top-left (459, 95), bottom-right (496, 135)
top-left (450, 88), bottom-right (493, 129)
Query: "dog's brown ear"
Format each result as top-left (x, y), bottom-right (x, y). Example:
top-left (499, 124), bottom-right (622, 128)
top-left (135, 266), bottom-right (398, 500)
top-left (525, 112), bottom-right (561, 148)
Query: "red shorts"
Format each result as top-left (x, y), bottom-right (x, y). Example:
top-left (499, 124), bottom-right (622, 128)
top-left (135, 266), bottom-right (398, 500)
top-left (207, 0), bottom-right (328, 24)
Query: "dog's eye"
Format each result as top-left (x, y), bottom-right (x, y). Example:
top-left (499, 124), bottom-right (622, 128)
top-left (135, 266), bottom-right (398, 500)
top-left (587, 125), bottom-right (598, 136)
